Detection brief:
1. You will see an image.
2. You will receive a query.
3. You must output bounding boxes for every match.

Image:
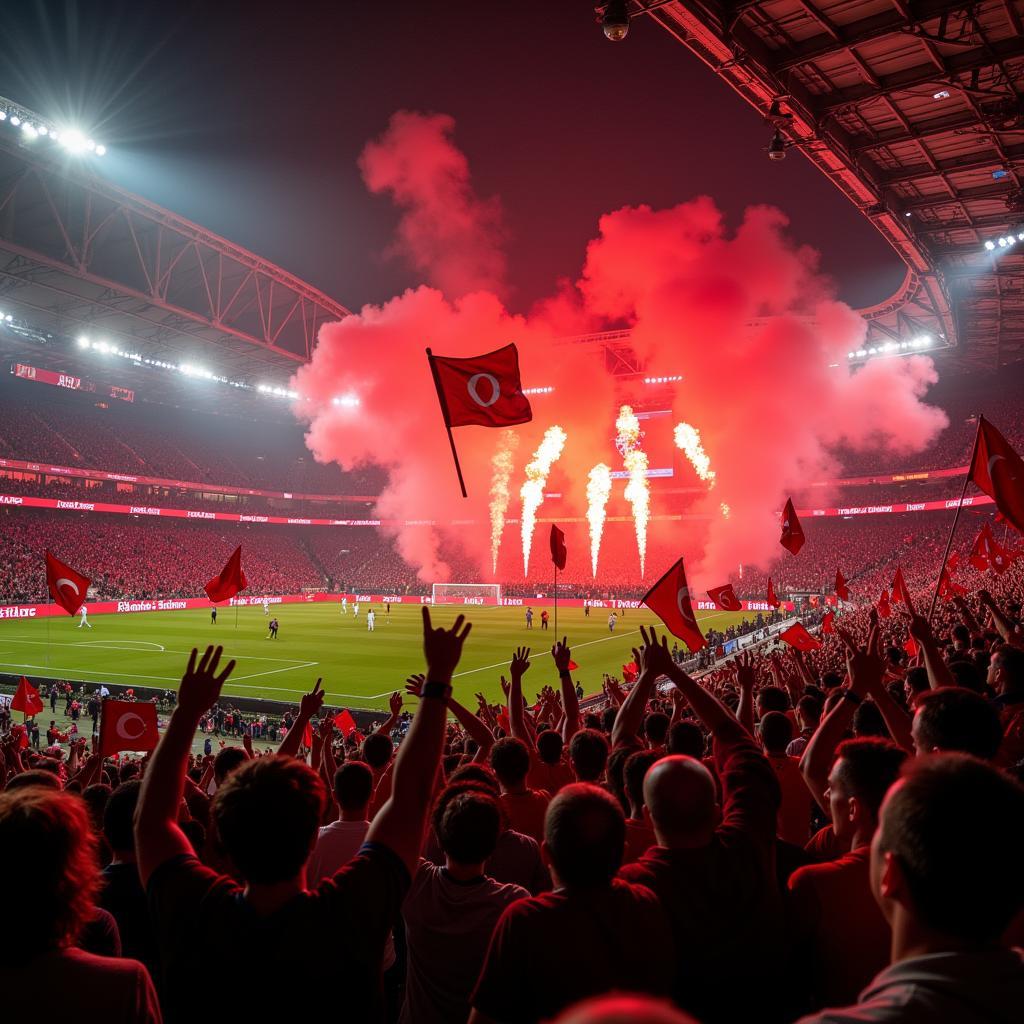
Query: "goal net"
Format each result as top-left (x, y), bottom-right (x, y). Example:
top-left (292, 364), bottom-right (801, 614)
top-left (431, 583), bottom-right (502, 605)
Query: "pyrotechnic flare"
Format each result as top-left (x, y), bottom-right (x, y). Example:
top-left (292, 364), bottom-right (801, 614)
top-left (720, 502), bottom-right (730, 519)
top-left (586, 464), bottom-right (612, 576)
top-left (489, 431), bottom-right (519, 574)
top-left (616, 405), bottom-right (650, 578)
top-left (674, 422), bottom-right (716, 486)
top-left (520, 426), bottom-right (567, 575)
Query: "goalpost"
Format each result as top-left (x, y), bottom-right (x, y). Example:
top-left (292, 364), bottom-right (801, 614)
top-left (430, 583), bottom-right (502, 605)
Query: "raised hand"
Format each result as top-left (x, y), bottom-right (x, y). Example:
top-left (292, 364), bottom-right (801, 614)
top-left (422, 607), bottom-right (472, 683)
top-left (551, 637), bottom-right (572, 673)
top-left (318, 712), bottom-right (334, 742)
top-left (405, 673), bottom-right (426, 698)
top-left (636, 624), bottom-right (674, 678)
top-left (735, 650), bottom-right (757, 692)
top-left (178, 646), bottom-right (236, 720)
top-left (510, 646), bottom-right (531, 680)
top-left (847, 624), bottom-right (883, 696)
top-left (500, 676), bottom-right (511, 701)
top-left (299, 678), bottom-right (325, 719)
top-left (902, 610), bottom-right (934, 645)
top-left (242, 732), bottom-right (254, 758)
top-left (389, 690), bottom-right (404, 716)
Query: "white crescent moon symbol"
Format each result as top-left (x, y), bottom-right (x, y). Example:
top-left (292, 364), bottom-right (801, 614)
top-left (467, 372), bottom-right (501, 408)
top-left (115, 712), bottom-right (147, 741)
top-left (676, 586), bottom-right (694, 620)
top-left (989, 454), bottom-right (1006, 478)
top-left (55, 577), bottom-right (79, 596)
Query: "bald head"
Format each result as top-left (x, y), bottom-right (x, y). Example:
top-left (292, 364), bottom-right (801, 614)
top-left (553, 995), bottom-right (699, 1024)
top-left (643, 755), bottom-right (717, 845)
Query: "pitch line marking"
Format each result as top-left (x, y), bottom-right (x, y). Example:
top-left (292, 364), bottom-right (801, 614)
top-left (0, 639), bottom-right (306, 664)
top-left (75, 640), bottom-right (167, 652)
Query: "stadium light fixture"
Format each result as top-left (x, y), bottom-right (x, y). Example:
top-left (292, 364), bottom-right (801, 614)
top-left (332, 393), bottom-right (360, 407)
top-left (0, 96), bottom-right (107, 157)
top-left (77, 336), bottom-right (90, 349)
top-left (599, 1), bottom-right (630, 41)
top-left (523, 386), bottom-right (555, 394)
top-left (985, 240), bottom-right (996, 250)
top-left (642, 375), bottom-right (683, 384)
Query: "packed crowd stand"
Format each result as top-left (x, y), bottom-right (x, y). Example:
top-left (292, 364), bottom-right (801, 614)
top-left (3, 540), bottom-right (1024, 1022)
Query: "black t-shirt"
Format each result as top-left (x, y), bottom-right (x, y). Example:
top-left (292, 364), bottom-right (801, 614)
top-left (147, 842), bottom-right (409, 1023)
top-left (100, 862), bottom-right (161, 984)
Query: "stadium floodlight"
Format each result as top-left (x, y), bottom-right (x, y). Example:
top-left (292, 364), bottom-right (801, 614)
top-left (999, 237), bottom-right (1008, 247)
top-left (985, 240), bottom-right (996, 250)
top-left (77, 336), bottom-right (90, 348)
top-left (523, 386), bottom-right (555, 394)
top-left (95, 144), bottom-right (106, 156)
top-left (9, 115), bottom-right (20, 126)
top-left (332, 393), bottom-right (360, 407)
top-left (599, 0), bottom-right (630, 41)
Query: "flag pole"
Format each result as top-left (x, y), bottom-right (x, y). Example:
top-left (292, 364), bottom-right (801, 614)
top-left (425, 347), bottom-right (468, 498)
top-left (553, 563), bottom-right (558, 640)
top-left (928, 417), bottom-right (981, 622)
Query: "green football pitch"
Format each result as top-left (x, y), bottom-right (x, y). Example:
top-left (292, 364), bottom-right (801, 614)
top-left (0, 603), bottom-right (752, 710)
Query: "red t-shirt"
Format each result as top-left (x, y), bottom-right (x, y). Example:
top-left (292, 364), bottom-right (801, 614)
top-left (767, 753), bottom-right (815, 846)
top-left (472, 879), bottom-right (674, 1023)
top-left (528, 757), bottom-right (574, 795)
top-left (499, 789), bottom-right (551, 844)
top-left (788, 845), bottom-right (892, 1007)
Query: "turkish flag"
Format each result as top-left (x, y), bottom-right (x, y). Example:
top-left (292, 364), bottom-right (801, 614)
top-left (821, 610), bottom-right (835, 634)
top-left (334, 709), bottom-right (358, 738)
top-left (780, 498), bottom-right (805, 555)
top-left (11, 677), bottom-right (44, 717)
top-left (835, 570), bottom-right (850, 602)
top-left (877, 589), bottom-right (892, 619)
top-left (891, 568), bottom-right (914, 611)
top-left (904, 635), bottom-right (919, 658)
top-left (969, 416), bottom-right (1024, 534)
top-left (767, 577), bottom-right (780, 608)
top-left (970, 523), bottom-right (1014, 575)
top-left (642, 558), bottom-right (707, 652)
top-left (946, 552), bottom-right (960, 576)
top-left (205, 546), bottom-right (248, 604)
top-left (98, 701), bottom-right (159, 757)
top-left (780, 622), bottom-right (822, 651)
top-left (429, 344), bottom-right (533, 429)
top-left (707, 584), bottom-right (742, 611)
top-left (938, 566), bottom-right (967, 601)
top-left (45, 550), bottom-right (90, 616)
top-left (550, 524), bottom-right (567, 571)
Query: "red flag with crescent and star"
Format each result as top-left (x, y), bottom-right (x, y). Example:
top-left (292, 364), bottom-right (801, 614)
top-left (969, 416), bottom-right (1024, 534)
top-left (779, 622), bottom-right (822, 652)
top-left (45, 550), bottom-right (91, 616)
top-left (99, 701), bottom-right (159, 757)
top-left (11, 677), bottom-right (44, 717)
top-left (641, 558), bottom-right (707, 652)
top-left (429, 344), bottom-right (533, 429)
top-left (767, 577), bottom-right (780, 609)
top-left (707, 584), bottom-right (742, 611)
top-left (780, 498), bottom-right (805, 555)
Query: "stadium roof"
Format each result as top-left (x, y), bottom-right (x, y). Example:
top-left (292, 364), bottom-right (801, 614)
top-left (0, 126), bottom-right (352, 390)
top-left (630, 0), bottom-right (1024, 371)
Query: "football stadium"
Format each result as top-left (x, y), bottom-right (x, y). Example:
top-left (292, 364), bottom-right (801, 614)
top-left (3, 3), bottom-right (1024, 1023)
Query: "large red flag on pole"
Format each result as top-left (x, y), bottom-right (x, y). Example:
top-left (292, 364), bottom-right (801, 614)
top-left (969, 416), bottom-right (1024, 535)
top-left (205, 546), bottom-right (248, 604)
top-left (426, 344), bottom-right (533, 497)
top-left (891, 567), bottom-right (915, 612)
top-left (642, 558), bottom-right (707, 652)
top-left (780, 498), bottom-right (805, 555)
top-left (766, 577), bottom-right (780, 609)
top-left (707, 584), bottom-right (742, 611)
top-left (549, 524), bottom-right (567, 570)
top-left (45, 550), bottom-right (91, 616)
top-left (779, 622), bottom-right (822, 652)
top-left (11, 677), bottom-right (44, 718)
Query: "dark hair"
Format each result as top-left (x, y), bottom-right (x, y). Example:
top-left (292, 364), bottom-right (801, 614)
top-left (605, 745), bottom-right (633, 815)
top-left (833, 738), bottom-right (907, 818)
top-left (993, 644), bottom-right (1024, 696)
top-left (852, 699), bottom-right (889, 739)
top-left (756, 686), bottom-right (790, 713)
top-left (914, 687), bottom-right (1003, 760)
top-left (879, 754), bottom-right (1024, 942)
top-left (81, 783), bottom-right (112, 833)
top-left (433, 788), bottom-right (501, 864)
top-left (759, 711), bottom-right (793, 754)
top-left (536, 730), bottom-right (564, 766)
top-left (821, 671), bottom-right (843, 691)
top-left (667, 721), bottom-right (704, 759)
top-left (643, 712), bottom-right (670, 746)
top-left (333, 761), bottom-right (373, 812)
top-left (601, 707), bottom-right (618, 734)
top-left (905, 667), bottom-right (930, 696)
top-left (448, 763), bottom-right (500, 795)
top-left (569, 729), bottom-right (609, 783)
top-left (361, 732), bottom-right (393, 770)
top-left (947, 659), bottom-right (982, 693)
top-left (951, 623), bottom-right (971, 646)
top-left (102, 781), bottom-right (141, 853)
top-left (544, 783), bottom-right (624, 888)
top-left (0, 788), bottom-right (100, 958)
top-left (212, 756), bottom-right (325, 884)
top-left (796, 695), bottom-right (822, 724)
top-left (624, 750), bottom-right (659, 813)
top-left (214, 746), bottom-right (248, 783)
top-left (490, 736), bottom-right (531, 788)
top-left (4, 769), bottom-right (61, 792)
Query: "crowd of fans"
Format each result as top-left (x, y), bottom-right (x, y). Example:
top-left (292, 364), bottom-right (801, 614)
top-left (3, 563), bottom-right (1024, 1022)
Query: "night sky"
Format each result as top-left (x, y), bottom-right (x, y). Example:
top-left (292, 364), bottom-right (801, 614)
top-left (0, 0), bottom-right (905, 315)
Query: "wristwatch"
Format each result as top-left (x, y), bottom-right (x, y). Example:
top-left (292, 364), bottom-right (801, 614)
top-left (422, 680), bottom-right (452, 699)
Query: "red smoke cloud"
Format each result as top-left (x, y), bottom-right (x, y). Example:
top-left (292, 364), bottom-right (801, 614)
top-left (293, 113), bottom-right (947, 587)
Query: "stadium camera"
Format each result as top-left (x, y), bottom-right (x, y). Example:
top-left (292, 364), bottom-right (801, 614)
top-left (767, 130), bottom-right (788, 161)
top-left (598, 1), bottom-right (630, 42)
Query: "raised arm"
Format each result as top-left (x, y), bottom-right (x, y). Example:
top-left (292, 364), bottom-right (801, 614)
top-left (506, 647), bottom-right (532, 746)
top-left (553, 638), bottom-right (580, 742)
top-left (735, 652), bottom-right (757, 737)
top-left (277, 679), bottom-right (324, 760)
top-left (904, 613), bottom-right (955, 690)
top-left (447, 693), bottom-right (495, 759)
top-left (135, 646), bottom-right (236, 885)
top-left (611, 637), bottom-right (662, 749)
top-left (979, 590), bottom-right (1024, 648)
top-left (374, 691), bottom-right (403, 737)
top-left (367, 607), bottom-right (471, 873)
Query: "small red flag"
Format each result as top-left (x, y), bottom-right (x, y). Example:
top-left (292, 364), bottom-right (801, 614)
top-left (334, 709), bottom-right (358, 737)
top-left (877, 589), bottom-right (892, 619)
top-left (302, 721), bottom-right (313, 749)
top-left (205, 546), bottom-right (248, 604)
top-left (642, 558), bottom-right (707, 652)
top-left (98, 701), bottom-right (159, 757)
top-left (970, 523), bottom-right (1014, 575)
top-left (891, 568), bottom-right (914, 611)
top-left (496, 710), bottom-right (511, 734)
top-left (969, 416), bottom-right (1024, 535)
top-left (45, 550), bottom-right (91, 616)
top-left (938, 566), bottom-right (967, 602)
top-left (429, 344), bottom-right (533, 429)
top-left (946, 552), bottom-right (960, 576)
top-left (780, 498), bottom-right (805, 555)
top-left (904, 635), bottom-right (919, 658)
top-left (550, 524), bottom-right (567, 571)
top-left (707, 584), bottom-right (742, 611)
top-left (835, 570), bottom-right (849, 602)
top-left (779, 622), bottom-right (822, 651)
top-left (766, 577), bottom-right (780, 608)
top-left (821, 610), bottom-right (835, 635)
top-left (11, 677), bottom-right (44, 717)
top-left (567, 659), bottom-right (579, 671)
